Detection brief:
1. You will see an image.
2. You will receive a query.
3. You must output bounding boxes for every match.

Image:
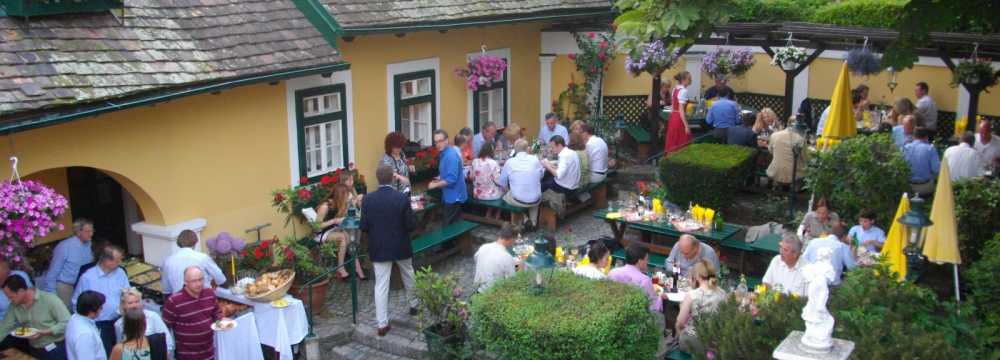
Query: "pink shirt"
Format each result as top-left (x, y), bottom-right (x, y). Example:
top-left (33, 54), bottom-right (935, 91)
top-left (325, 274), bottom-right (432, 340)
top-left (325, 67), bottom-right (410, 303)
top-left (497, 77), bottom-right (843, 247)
top-left (608, 264), bottom-right (661, 312)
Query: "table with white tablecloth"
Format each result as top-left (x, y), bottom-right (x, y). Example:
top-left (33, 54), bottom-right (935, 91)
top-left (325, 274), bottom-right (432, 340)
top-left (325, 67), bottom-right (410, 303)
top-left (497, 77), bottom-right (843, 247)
top-left (216, 289), bottom-right (309, 360)
top-left (215, 310), bottom-right (265, 360)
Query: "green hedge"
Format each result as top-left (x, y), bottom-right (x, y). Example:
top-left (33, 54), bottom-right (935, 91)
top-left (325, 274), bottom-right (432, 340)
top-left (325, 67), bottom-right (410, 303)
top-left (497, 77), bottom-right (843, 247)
top-left (954, 178), bottom-right (1000, 264)
top-left (811, 0), bottom-right (907, 28)
top-left (694, 291), bottom-right (807, 359)
top-left (730, 0), bottom-right (828, 22)
top-left (659, 144), bottom-right (756, 209)
top-left (968, 232), bottom-right (1000, 358)
top-left (470, 271), bottom-right (659, 360)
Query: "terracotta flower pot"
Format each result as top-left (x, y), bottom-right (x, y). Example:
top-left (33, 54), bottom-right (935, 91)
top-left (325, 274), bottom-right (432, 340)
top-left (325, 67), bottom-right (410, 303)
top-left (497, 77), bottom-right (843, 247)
top-left (289, 275), bottom-right (331, 311)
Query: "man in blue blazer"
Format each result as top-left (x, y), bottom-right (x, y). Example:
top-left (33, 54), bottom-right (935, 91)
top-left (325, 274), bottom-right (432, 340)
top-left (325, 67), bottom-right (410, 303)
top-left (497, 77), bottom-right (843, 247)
top-left (361, 165), bottom-right (418, 336)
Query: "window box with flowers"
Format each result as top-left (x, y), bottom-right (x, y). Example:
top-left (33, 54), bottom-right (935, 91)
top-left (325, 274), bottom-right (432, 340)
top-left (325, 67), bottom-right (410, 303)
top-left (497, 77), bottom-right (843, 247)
top-left (0, 179), bottom-right (69, 266)
top-left (702, 47), bottom-right (756, 80)
top-left (770, 46), bottom-right (808, 71)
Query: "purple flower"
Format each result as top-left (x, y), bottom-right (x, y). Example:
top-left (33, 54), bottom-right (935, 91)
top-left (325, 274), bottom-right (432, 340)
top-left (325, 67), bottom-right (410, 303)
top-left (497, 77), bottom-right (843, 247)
top-left (452, 287), bottom-right (462, 298)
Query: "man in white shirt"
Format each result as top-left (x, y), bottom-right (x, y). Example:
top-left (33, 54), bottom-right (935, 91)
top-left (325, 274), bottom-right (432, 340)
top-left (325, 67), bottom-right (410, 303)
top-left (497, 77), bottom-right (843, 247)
top-left (914, 82), bottom-right (938, 132)
top-left (944, 132), bottom-right (983, 181)
top-left (762, 234), bottom-right (808, 295)
top-left (538, 113), bottom-right (569, 143)
top-left (541, 135), bottom-right (580, 194)
top-left (581, 124), bottom-right (609, 184)
top-left (473, 224), bottom-right (518, 293)
top-left (160, 230), bottom-right (227, 295)
top-left (66, 290), bottom-right (107, 360)
top-left (500, 139), bottom-right (545, 227)
top-left (975, 120), bottom-right (1000, 171)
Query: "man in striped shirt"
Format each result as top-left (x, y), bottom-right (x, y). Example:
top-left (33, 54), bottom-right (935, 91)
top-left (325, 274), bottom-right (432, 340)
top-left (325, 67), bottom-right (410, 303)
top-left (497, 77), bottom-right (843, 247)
top-left (162, 267), bottom-right (226, 360)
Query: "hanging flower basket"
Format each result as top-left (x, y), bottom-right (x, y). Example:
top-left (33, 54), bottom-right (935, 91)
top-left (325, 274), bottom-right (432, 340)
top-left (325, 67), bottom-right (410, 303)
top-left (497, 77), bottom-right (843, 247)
top-left (770, 46), bottom-right (808, 71)
top-left (624, 39), bottom-right (681, 76)
top-left (846, 48), bottom-right (882, 76)
top-left (454, 55), bottom-right (507, 91)
top-left (951, 57), bottom-right (998, 89)
top-left (0, 180), bottom-right (69, 265)
top-left (702, 48), bottom-right (756, 80)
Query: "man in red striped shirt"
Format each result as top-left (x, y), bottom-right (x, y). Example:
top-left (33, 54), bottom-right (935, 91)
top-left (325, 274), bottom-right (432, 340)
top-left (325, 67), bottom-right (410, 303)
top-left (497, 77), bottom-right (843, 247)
top-left (162, 267), bottom-right (227, 360)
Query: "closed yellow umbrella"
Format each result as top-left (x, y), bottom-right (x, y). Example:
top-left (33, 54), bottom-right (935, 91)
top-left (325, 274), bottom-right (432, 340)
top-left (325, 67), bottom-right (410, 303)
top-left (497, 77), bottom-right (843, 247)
top-left (881, 193), bottom-right (910, 281)
top-left (818, 62), bottom-right (857, 149)
top-left (922, 159), bottom-right (962, 303)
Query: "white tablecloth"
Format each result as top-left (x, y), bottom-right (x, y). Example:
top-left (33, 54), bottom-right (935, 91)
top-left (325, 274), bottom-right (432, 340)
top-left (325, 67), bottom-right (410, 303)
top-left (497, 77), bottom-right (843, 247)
top-left (215, 311), bottom-right (265, 360)
top-left (216, 289), bottom-right (309, 360)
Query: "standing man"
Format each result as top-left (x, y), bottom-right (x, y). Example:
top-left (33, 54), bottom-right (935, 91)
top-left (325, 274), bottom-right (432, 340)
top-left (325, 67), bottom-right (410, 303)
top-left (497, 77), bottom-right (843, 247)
top-left (944, 132), bottom-right (982, 181)
top-left (541, 135), bottom-right (580, 194)
top-left (65, 290), bottom-right (107, 360)
top-left (44, 218), bottom-right (95, 307)
top-left (975, 120), bottom-right (1000, 171)
top-left (361, 165), bottom-right (418, 337)
top-left (914, 82), bottom-right (938, 133)
top-left (71, 246), bottom-right (129, 355)
top-left (538, 113), bottom-right (569, 143)
top-left (0, 275), bottom-right (70, 359)
top-left (473, 224), bottom-right (518, 293)
top-left (703, 78), bottom-right (733, 100)
top-left (802, 223), bottom-right (857, 286)
top-left (762, 234), bottom-right (809, 295)
top-left (902, 128), bottom-right (941, 196)
top-left (428, 129), bottom-right (467, 225)
top-left (161, 229), bottom-right (227, 295)
top-left (472, 121), bottom-right (498, 156)
top-left (162, 267), bottom-right (225, 360)
top-left (705, 88), bottom-right (740, 142)
top-left (581, 124), bottom-right (609, 184)
top-left (499, 139), bottom-right (545, 229)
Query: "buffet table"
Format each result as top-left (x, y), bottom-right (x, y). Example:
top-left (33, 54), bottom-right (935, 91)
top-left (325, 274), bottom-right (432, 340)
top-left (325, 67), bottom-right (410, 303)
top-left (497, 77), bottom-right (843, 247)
top-left (216, 288), bottom-right (309, 360)
top-left (216, 311), bottom-right (265, 360)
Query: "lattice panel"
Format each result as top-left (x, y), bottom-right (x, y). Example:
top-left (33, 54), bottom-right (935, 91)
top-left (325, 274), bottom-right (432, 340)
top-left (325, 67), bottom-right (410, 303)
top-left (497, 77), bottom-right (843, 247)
top-left (737, 92), bottom-right (786, 118)
top-left (603, 95), bottom-right (648, 124)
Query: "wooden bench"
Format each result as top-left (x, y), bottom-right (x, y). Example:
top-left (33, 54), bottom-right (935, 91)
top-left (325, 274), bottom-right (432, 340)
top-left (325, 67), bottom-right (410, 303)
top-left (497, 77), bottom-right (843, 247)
top-left (461, 198), bottom-right (527, 227)
top-left (538, 181), bottom-right (608, 232)
top-left (625, 124), bottom-right (654, 159)
top-left (387, 220), bottom-right (479, 289)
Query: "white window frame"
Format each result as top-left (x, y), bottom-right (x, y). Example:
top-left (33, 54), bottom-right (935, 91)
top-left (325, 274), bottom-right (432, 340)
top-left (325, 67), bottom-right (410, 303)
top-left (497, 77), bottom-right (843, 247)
top-left (285, 71), bottom-right (355, 186)
top-left (387, 58), bottom-right (441, 144)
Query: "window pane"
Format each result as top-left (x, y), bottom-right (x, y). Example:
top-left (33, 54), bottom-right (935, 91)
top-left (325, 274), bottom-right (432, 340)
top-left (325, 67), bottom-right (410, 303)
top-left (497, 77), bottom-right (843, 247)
top-left (330, 121), bottom-right (343, 169)
top-left (417, 78), bottom-right (431, 96)
top-left (478, 91), bottom-right (490, 122)
top-left (400, 81), bottom-right (414, 99)
top-left (492, 89), bottom-right (504, 125)
top-left (324, 124), bottom-right (334, 168)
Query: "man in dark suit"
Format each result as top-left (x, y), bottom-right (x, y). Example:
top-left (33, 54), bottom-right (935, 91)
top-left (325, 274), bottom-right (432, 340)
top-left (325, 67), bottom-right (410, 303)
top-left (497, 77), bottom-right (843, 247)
top-left (361, 165), bottom-right (418, 337)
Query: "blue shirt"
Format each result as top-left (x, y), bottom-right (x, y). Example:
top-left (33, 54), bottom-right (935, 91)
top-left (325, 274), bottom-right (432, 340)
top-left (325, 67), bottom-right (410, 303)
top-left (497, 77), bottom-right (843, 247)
top-left (66, 313), bottom-right (107, 360)
top-left (705, 97), bottom-right (740, 129)
top-left (0, 271), bottom-right (33, 320)
top-left (538, 124), bottom-right (569, 143)
top-left (892, 125), bottom-right (912, 148)
top-left (472, 132), bottom-right (495, 156)
top-left (44, 236), bottom-right (94, 291)
top-left (803, 235), bottom-right (857, 285)
top-left (71, 266), bottom-right (129, 321)
top-left (438, 146), bottom-right (467, 204)
top-left (902, 140), bottom-right (940, 183)
top-left (848, 225), bottom-right (887, 253)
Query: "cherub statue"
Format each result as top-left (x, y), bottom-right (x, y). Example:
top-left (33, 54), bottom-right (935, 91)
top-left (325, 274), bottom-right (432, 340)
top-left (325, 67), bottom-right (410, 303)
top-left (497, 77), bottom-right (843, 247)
top-left (800, 247), bottom-right (836, 351)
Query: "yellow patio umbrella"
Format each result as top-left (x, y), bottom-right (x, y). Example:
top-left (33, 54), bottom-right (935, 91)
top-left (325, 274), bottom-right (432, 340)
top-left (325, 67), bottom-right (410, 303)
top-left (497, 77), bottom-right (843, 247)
top-left (818, 62), bottom-right (857, 150)
top-left (881, 193), bottom-right (911, 282)
top-left (922, 159), bottom-right (962, 303)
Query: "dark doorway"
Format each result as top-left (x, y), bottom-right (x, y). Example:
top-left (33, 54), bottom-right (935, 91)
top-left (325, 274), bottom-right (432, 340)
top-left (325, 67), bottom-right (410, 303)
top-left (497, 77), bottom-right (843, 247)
top-left (67, 167), bottom-right (128, 251)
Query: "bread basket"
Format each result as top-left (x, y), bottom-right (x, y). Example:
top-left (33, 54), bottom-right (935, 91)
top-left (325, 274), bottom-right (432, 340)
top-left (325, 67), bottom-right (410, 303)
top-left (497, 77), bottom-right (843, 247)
top-left (244, 269), bottom-right (295, 302)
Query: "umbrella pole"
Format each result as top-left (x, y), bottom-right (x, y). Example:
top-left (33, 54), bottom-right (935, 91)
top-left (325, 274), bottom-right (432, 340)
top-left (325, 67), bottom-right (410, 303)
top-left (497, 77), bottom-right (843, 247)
top-left (953, 264), bottom-right (961, 307)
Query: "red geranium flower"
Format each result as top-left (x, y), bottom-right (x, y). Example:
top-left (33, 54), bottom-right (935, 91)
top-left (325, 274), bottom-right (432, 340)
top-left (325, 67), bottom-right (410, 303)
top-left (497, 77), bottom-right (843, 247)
top-left (240, 249), bottom-right (248, 257)
top-left (588, 32), bottom-right (596, 39)
top-left (321, 176), bottom-right (333, 185)
top-left (297, 188), bottom-right (312, 200)
top-left (253, 247), bottom-right (264, 259)
top-left (284, 248), bottom-right (295, 261)
top-left (274, 193), bottom-right (285, 203)
top-left (416, 151), bottom-right (426, 159)
top-left (299, 176), bottom-right (309, 185)
top-left (260, 239), bottom-right (270, 249)
top-left (331, 175), bottom-right (340, 184)
top-left (568, 53), bottom-right (577, 60)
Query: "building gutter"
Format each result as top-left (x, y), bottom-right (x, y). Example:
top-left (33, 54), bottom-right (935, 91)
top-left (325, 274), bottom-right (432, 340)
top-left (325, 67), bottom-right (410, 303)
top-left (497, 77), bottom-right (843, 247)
top-left (0, 62), bottom-right (351, 134)
top-left (341, 8), bottom-right (614, 36)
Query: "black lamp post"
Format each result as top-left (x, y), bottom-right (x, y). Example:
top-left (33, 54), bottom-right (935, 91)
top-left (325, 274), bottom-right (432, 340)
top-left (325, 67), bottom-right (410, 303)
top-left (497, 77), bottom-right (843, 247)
top-left (340, 206), bottom-right (361, 324)
top-left (524, 237), bottom-right (556, 295)
top-left (897, 194), bottom-right (933, 281)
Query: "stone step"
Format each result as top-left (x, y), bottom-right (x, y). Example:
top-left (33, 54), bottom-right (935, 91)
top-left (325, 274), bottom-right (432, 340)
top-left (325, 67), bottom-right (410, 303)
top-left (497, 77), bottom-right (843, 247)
top-left (331, 341), bottom-right (417, 360)
top-left (352, 322), bottom-right (428, 359)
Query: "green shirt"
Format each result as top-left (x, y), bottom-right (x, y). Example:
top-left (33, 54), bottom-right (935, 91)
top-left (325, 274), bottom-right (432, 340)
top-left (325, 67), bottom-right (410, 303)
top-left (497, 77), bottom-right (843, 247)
top-left (0, 290), bottom-right (70, 349)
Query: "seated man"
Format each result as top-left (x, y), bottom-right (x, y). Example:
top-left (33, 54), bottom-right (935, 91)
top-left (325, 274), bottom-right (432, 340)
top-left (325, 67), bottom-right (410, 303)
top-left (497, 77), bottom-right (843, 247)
top-left (703, 78), bottom-right (733, 100)
top-left (573, 242), bottom-right (610, 280)
top-left (500, 139), bottom-right (545, 227)
top-left (848, 209), bottom-right (886, 254)
top-left (581, 124), bottom-right (610, 184)
top-left (705, 87), bottom-right (740, 142)
top-left (766, 119), bottom-right (809, 185)
top-left (762, 234), bottom-right (808, 295)
top-left (665, 234), bottom-right (720, 277)
top-left (892, 115), bottom-right (914, 148)
top-left (472, 121), bottom-right (498, 156)
top-left (944, 132), bottom-right (982, 181)
top-left (473, 224), bottom-right (518, 293)
top-left (538, 113), bottom-right (570, 143)
top-left (902, 128), bottom-right (940, 196)
top-left (609, 245), bottom-right (666, 314)
top-left (541, 135), bottom-right (580, 194)
top-left (802, 222), bottom-right (857, 286)
top-left (726, 111), bottom-right (757, 147)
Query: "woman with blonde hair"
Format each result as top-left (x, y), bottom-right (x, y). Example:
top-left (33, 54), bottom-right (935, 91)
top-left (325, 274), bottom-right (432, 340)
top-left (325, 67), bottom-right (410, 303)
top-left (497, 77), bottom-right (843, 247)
top-left (315, 183), bottom-right (366, 281)
top-left (888, 97), bottom-right (917, 126)
top-left (498, 122), bottom-right (522, 154)
top-left (113, 288), bottom-right (172, 360)
top-left (675, 259), bottom-right (726, 355)
top-left (753, 108), bottom-right (782, 137)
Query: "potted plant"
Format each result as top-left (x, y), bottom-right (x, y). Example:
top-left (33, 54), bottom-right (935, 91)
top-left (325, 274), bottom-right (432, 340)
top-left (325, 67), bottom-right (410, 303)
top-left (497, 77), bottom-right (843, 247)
top-left (770, 46), bottom-right (808, 71)
top-left (624, 39), bottom-right (682, 77)
top-left (702, 47), bottom-right (756, 80)
top-left (414, 267), bottom-right (471, 360)
top-left (847, 48), bottom-right (882, 76)
top-left (286, 237), bottom-right (338, 310)
top-left (408, 145), bottom-right (441, 182)
top-left (0, 179), bottom-right (69, 266)
top-left (271, 164), bottom-right (365, 226)
top-left (952, 57), bottom-right (998, 89)
top-left (454, 54), bottom-right (507, 91)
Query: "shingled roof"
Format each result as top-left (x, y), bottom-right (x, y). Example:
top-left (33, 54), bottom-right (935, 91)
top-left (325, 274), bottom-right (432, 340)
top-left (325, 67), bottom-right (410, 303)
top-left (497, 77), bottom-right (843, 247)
top-left (0, 0), bottom-right (342, 118)
top-left (323, 0), bottom-right (612, 34)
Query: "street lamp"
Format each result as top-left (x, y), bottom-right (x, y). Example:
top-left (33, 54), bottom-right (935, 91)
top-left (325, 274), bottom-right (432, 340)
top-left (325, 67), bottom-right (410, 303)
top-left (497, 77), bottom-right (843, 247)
top-left (523, 237), bottom-right (556, 295)
top-left (897, 194), bottom-right (933, 280)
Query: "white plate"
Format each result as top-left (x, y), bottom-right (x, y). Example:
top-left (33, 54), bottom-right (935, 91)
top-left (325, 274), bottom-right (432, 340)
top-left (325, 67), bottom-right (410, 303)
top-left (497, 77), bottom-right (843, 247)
top-left (9, 327), bottom-right (38, 338)
top-left (666, 291), bottom-right (687, 302)
top-left (211, 320), bottom-right (237, 332)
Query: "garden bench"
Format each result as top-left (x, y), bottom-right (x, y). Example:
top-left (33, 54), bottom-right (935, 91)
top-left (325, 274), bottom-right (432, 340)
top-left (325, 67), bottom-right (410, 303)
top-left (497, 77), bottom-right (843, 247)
top-left (538, 180), bottom-right (608, 232)
top-left (461, 198), bottom-right (527, 227)
top-left (387, 220), bottom-right (479, 289)
top-left (624, 124), bottom-right (654, 159)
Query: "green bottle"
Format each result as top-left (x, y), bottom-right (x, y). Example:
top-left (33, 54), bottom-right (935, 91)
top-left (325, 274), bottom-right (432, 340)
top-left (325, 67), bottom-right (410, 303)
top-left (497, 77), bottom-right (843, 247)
top-left (713, 211), bottom-right (724, 231)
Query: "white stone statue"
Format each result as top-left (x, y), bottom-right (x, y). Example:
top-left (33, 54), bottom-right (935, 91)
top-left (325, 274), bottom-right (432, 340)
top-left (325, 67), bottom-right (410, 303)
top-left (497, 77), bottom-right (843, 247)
top-left (800, 247), bottom-right (837, 352)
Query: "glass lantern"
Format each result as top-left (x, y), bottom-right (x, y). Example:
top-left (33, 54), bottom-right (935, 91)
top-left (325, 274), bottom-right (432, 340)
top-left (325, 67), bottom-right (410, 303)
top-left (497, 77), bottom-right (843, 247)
top-left (523, 237), bottom-right (556, 295)
top-left (897, 194), bottom-right (933, 280)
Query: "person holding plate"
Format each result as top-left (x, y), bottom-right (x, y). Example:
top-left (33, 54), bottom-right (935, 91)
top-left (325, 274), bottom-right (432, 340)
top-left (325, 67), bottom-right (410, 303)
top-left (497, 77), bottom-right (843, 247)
top-left (161, 267), bottom-right (227, 360)
top-left (0, 275), bottom-right (70, 359)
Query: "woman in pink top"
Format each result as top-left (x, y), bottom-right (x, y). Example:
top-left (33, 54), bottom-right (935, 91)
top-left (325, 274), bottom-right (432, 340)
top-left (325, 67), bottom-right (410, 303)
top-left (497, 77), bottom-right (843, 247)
top-left (470, 142), bottom-right (503, 219)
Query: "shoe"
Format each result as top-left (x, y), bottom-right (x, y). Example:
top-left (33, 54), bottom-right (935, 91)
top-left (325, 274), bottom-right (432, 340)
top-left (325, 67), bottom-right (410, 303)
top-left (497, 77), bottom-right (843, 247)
top-left (358, 274), bottom-right (369, 281)
top-left (409, 307), bottom-right (419, 316)
top-left (377, 325), bottom-right (391, 336)
top-left (334, 272), bottom-right (349, 282)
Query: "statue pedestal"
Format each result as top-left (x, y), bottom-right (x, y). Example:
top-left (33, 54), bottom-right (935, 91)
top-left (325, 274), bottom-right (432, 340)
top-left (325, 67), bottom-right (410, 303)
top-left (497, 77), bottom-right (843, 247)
top-left (773, 331), bottom-right (854, 360)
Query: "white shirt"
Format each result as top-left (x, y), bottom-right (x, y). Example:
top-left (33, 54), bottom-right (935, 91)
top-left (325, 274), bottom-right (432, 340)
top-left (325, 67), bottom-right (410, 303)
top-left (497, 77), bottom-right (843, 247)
top-left (816, 106), bottom-right (830, 135)
top-left (499, 152), bottom-right (544, 203)
top-left (762, 255), bottom-right (808, 295)
top-left (66, 313), bottom-right (107, 360)
top-left (915, 95), bottom-right (938, 130)
top-left (944, 143), bottom-right (982, 181)
top-left (975, 133), bottom-right (1000, 169)
top-left (161, 247), bottom-right (227, 295)
top-left (554, 147), bottom-right (581, 190)
top-left (573, 265), bottom-right (606, 280)
top-left (115, 309), bottom-right (175, 359)
top-left (585, 135), bottom-right (609, 183)
top-left (473, 242), bottom-right (516, 293)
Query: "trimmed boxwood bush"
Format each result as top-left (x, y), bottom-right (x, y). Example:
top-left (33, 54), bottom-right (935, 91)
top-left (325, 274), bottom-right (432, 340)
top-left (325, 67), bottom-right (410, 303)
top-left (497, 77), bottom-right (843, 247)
top-left (694, 291), bottom-right (807, 360)
top-left (470, 271), bottom-right (659, 360)
top-left (811, 0), bottom-right (907, 28)
top-left (658, 144), bottom-right (756, 210)
top-left (804, 133), bottom-right (909, 227)
top-left (954, 178), bottom-right (1000, 264)
top-left (968, 232), bottom-right (1000, 358)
